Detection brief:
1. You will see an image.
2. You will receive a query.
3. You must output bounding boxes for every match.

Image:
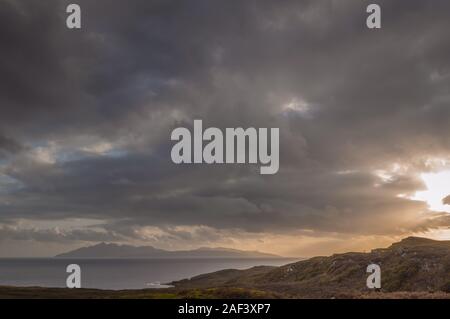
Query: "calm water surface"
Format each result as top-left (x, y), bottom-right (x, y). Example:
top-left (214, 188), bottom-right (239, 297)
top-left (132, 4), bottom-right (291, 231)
top-left (0, 258), bottom-right (297, 290)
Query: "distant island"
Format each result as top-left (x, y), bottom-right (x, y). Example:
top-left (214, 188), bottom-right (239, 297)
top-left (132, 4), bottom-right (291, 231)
top-left (55, 242), bottom-right (281, 259)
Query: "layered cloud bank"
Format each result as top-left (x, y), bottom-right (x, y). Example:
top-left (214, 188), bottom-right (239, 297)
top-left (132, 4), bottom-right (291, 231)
top-left (1, 0), bottom-right (450, 256)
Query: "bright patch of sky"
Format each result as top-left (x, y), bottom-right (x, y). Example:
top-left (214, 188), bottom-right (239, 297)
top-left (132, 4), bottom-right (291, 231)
top-left (412, 170), bottom-right (450, 213)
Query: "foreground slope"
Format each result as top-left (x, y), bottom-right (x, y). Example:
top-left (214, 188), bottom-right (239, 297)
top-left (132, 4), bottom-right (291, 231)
top-left (172, 237), bottom-right (450, 297)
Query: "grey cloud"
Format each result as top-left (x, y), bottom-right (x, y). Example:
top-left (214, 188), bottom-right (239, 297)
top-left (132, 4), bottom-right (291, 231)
top-left (0, 134), bottom-right (23, 156)
top-left (1, 0), bottom-right (450, 252)
top-left (0, 224), bottom-right (126, 243)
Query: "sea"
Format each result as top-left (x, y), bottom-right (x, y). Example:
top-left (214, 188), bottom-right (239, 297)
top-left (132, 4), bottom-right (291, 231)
top-left (0, 258), bottom-right (297, 290)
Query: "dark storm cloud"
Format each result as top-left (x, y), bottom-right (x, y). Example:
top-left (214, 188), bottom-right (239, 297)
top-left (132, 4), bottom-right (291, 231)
top-left (0, 134), bottom-right (23, 156)
top-left (0, 224), bottom-right (126, 243)
top-left (1, 0), bottom-right (450, 248)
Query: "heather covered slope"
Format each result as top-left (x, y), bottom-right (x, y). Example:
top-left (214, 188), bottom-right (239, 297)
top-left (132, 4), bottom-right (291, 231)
top-left (172, 237), bottom-right (450, 297)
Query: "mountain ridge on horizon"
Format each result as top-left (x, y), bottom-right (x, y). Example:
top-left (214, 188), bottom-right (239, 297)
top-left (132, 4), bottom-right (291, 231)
top-left (55, 242), bottom-right (282, 258)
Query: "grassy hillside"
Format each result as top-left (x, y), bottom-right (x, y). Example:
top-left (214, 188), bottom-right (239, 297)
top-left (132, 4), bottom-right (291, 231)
top-left (172, 237), bottom-right (450, 297)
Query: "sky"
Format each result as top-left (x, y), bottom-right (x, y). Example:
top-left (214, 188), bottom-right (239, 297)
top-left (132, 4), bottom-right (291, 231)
top-left (1, 0), bottom-right (450, 257)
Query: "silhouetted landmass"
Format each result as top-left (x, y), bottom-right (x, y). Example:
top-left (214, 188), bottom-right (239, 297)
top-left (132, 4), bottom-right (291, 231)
top-left (55, 242), bottom-right (280, 258)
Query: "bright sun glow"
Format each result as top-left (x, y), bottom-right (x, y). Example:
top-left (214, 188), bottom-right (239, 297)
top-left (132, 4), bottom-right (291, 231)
top-left (413, 170), bottom-right (450, 213)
